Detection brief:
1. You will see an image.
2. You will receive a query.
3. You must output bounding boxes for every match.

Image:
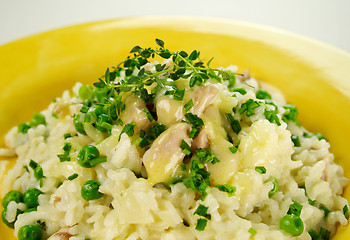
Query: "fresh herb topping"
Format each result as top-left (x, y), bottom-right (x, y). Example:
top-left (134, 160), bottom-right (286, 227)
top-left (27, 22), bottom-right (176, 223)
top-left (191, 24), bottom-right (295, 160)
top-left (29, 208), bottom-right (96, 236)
top-left (180, 140), bottom-right (191, 156)
top-left (266, 177), bottom-right (279, 198)
top-left (320, 228), bottom-right (330, 240)
top-left (142, 109), bottom-right (154, 122)
top-left (256, 89), bottom-right (272, 99)
top-left (248, 228), bottom-right (257, 236)
top-left (264, 108), bottom-right (281, 126)
top-left (215, 184), bottom-right (236, 196)
top-left (196, 148), bottom-right (220, 164)
top-left (320, 206), bottom-right (330, 217)
top-left (343, 205), bottom-right (349, 219)
top-left (184, 99), bottom-right (194, 112)
top-left (303, 132), bottom-right (325, 141)
top-left (194, 204), bottom-right (209, 218)
top-left (291, 135), bottom-right (301, 147)
top-left (57, 142), bottom-right (72, 162)
top-left (239, 99), bottom-right (260, 117)
top-left (282, 104), bottom-right (299, 124)
top-left (225, 113), bottom-right (241, 134)
top-left (184, 113), bottom-right (204, 138)
top-left (173, 89), bottom-right (185, 101)
top-left (68, 173), bottom-right (78, 181)
top-left (29, 113), bottom-right (46, 127)
top-left (229, 145), bottom-right (238, 153)
top-left (231, 88), bottom-right (247, 95)
top-left (119, 122), bottom-right (136, 140)
top-left (255, 166), bottom-right (266, 174)
top-left (287, 201), bottom-right (303, 217)
top-left (18, 123), bottom-right (31, 134)
top-left (308, 229), bottom-right (322, 240)
top-left (195, 218), bottom-right (208, 231)
top-left (64, 133), bottom-right (72, 139)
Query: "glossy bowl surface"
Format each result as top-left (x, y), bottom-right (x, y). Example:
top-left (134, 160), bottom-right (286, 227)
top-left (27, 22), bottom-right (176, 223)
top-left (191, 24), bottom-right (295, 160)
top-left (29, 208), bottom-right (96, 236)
top-left (1, 16), bottom-right (350, 239)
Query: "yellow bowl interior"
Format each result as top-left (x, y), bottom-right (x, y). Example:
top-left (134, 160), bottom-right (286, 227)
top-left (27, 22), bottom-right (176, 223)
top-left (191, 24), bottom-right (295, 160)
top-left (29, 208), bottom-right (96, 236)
top-left (1, 16), bottom-right (350, 239)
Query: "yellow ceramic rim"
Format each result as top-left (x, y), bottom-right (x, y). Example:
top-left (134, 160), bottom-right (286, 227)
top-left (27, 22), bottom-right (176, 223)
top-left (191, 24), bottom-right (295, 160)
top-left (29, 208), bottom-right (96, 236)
top-left (0, 16), bottom-right (350, 239)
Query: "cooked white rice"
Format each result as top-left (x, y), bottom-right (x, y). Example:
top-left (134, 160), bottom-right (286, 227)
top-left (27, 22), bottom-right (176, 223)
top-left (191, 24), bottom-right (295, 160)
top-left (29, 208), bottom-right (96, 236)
top-left (0, 55), bottom-right (348, 240)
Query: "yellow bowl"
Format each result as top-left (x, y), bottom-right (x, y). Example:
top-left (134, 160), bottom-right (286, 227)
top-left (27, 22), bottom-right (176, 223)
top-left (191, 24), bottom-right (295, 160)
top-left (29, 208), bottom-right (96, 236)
top-left (1, 16), bottom-right (350, 239)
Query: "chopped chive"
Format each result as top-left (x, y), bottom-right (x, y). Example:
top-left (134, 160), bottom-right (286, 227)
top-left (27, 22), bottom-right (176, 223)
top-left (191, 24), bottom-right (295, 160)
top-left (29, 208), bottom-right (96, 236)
top-left (308, 229), bottom-right (322, 240)
top-left (80, 105), bottom-right (90, 113)
top-left (266, 177), bottom-right (278, 198)
top-left (320, 228), bottom-right (330, 240)
top-left (264, 108), bottom-right (281, 126)
top-left (256, 89), bottom-right (272, 99)
top-left (291, 135), bottom-right (301, 147)
top-left (225, 113), bottom-right (241, 134)
top-left (230, 88), bottom-right (247, 95)
top-left (68, 173), bottom-right (78, 181)
top-left (29, 112), bottom-right (46, 127)
top-left (143, 109), bottom-right (154, 122)
top-left (282, 105), bottom-right (299, 124)
top-left (57, 154), bottom-right (70, 162)
top-left (164, 90), bottom-right (175, 95)
top-left (64, 133), bottom-right (72, 139)
top-left (184, 99), bottom-right (194, 112)
top-left (119, 122), bottom-right (136, 140)
top-left (194, 204), bottom-right (208, 217)
top-left (18, 123), bottom-right (31, 134)
top-left (229, 145), bottom-right (238, 153)
top-left (239, 99), bottom-right (260, 117)
top-left (255, 166), bottom-right (266, 174)
top-left (52, 113), bottom-right (59, 119)
top-left (195, 218), bottom-right (207, 231)
top-left (174, 89), bottom-right (185, 101)
top-left (319, 206), bottom-right (330, 217)
top-left (180, 140), bottom-right (191, 156)
top-left (287, 201), bottom-right (303, 217)
top-left (29, 160), bottom-right (38, 170)
top-left (343, 205), bottom-right (349, 219)
top-left (248, 228), bottom-right (257, 236)
top-left (215, 184), bottom-right (236, 196)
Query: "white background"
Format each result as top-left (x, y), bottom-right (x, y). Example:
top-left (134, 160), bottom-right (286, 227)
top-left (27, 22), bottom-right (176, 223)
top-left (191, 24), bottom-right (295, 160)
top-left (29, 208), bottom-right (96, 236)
top-left (0, 0), bottom-right (349, 52)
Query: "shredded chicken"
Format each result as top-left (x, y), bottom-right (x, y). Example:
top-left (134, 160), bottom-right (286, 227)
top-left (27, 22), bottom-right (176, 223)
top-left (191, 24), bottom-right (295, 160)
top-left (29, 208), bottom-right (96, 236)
top-left (120, 94), bottom-right (151, 133)
top-left (191, 85), bottom-right (218, 116)
top-left (143, 123), bottom-right (191, 184)
top-left (47, 228), bottom-right (72, 240)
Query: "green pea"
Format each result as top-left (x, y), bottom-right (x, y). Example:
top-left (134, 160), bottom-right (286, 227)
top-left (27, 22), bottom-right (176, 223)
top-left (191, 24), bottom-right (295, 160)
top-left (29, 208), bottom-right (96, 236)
top-left (18, 224), bottom-right (43, 240)
top-left (77, 145), bottom-right (106, 168)
top-left (280, 214), bottom-right (304, 236)
top-left (1, 208), bottom-right (23, 228)
top-left (79, 85), bottom-right (95, 100)
top-left (74, 114), bottom-right (87, 135)
top-left (81, 180), bottom-right (103, 201)
top-left (23, 188), bottom-right (42, 208)
top-left (29, 113), bottom-right (46, 127)
top-left (2, 190), bottom-right (23, 208)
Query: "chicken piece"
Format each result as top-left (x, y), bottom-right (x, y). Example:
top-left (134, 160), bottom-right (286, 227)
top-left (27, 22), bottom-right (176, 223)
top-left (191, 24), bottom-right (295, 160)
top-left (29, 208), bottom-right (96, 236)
top-left (47, 228), bottom-right (72, 240)
top-left (191, 85), bottom-right (218, 116)
top-left (120, 94), bottom-right (151, 133)
top-left (191, 130), bottom-right (210, 151)
top-left (156, 95), bottom-right (184, 127)
top-left (143, 123), bottom-right (191, 184)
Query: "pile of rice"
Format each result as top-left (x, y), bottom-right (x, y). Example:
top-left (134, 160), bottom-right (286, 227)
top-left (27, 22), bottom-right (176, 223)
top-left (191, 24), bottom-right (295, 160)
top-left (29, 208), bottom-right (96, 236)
top-left (0, 58), bottom-right (348, 240)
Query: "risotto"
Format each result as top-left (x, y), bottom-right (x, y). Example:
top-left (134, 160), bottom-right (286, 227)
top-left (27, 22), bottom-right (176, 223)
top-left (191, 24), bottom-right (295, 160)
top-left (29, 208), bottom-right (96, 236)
top-left (0, 39), bottom-right (348, 240)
